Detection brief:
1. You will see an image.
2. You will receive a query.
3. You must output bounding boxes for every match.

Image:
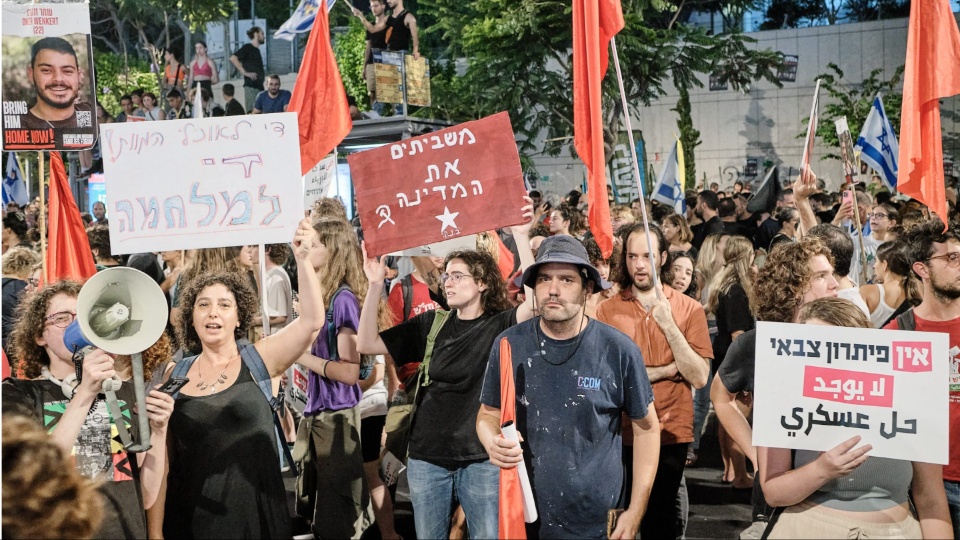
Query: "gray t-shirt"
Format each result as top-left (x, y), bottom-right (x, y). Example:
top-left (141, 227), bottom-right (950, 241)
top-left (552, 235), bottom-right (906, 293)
top-left (480, 318), bottom-right (654, 539)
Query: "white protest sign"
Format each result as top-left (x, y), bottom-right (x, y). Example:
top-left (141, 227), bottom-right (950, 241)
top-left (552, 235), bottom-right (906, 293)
top-left (753, 321), bottom-right (950, 464)
top-left (304, 153), bottom-right (337, 209)
top-left (386, 235), bottom-right (477, 257)
top-left (284, 363), bottom-right (309, 414)
top-left (100, 114), bottom-right (303, 254)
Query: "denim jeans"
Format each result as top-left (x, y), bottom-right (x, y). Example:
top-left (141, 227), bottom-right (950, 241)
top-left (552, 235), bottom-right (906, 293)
top-left (692, 374), bottom-right (713, 451)
top-left (407, 458), bottom-right (499, 539)
top-left (945, 479), bottom-right (960, 539)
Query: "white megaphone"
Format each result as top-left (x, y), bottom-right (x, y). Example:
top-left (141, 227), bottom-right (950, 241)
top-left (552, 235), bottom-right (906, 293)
top-left (61, 267), bottom-right (168, 452)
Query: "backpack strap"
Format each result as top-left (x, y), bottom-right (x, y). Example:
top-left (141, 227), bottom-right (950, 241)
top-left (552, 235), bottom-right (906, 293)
top-left (419, 309), bottom-right (450, 388)
top-left (895, 307), bottom-right (917, 332)
top-left (235, 339), bottom-right (298, 475)
top-left (326, 286), bottom-right (351, 362)
top-left (401, 274), bottom-right (414, 321)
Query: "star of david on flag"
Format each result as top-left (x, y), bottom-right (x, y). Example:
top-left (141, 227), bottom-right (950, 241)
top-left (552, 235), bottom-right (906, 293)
top-left (2, 153), bottom-right (29, 208)
top-left (855, 96), bottom-right (900, 192)
top-left (651, 137), bottom-right (686, 214)
top-left (274, 0), bottom-right (336, 41)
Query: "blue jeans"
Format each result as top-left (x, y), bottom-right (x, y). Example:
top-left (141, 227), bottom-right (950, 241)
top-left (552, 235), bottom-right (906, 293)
top-left (945, 479), bottom-right (960, 539)
top-left (407, 458), bottom-right (499, 539)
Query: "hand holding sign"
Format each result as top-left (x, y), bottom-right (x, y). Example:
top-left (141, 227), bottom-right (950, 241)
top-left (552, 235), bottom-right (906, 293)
top-left (508, 196), bottom-right (536, 237)
top-left (791, 164), bottom-right (818, 201)
top-left (815, 435), bottom-right (872, 479)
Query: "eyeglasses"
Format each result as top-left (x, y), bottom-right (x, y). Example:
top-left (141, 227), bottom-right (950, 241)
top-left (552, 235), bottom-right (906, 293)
top-left (925, 252), bottom-right (960, 268)
top-left (440, 271), bottom-right (471, 285)
top-left (44, 311), bottom-right (76, 328)
top-left (866, 213), bottom-right (889, 219)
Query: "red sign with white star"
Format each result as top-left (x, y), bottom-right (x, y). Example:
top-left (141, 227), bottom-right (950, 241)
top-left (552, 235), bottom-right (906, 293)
top-left (348, 112), bottom-right (527, 257)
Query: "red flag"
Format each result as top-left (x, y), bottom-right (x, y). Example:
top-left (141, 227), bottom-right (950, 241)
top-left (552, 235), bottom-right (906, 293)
top-left (494, 232), bottom-right (516, 281)
top-left (573, 0), bottom-right (623, 259)
top-left (897, 0), bottom-right (960, 225)
top-left (498, 337), bottom-right (525, 539)
top-left (47, 152), bottom-right (96, 283)
top-left (288, 2), bottom-right (353, 175)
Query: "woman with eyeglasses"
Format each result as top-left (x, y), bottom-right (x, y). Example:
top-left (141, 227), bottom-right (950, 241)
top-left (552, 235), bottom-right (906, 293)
top-left (2, 280), bottom-right (174, 539)
top-left (357, 199), bottom-right (535, 539)
top-left (868, 203), bottom-right (900, 243)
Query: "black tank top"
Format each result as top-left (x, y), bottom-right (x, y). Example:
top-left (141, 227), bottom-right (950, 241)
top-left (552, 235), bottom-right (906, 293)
top-left (385, 10), bottom-right (412, 52)
top-left (164, 362), bottom-right (290, 539)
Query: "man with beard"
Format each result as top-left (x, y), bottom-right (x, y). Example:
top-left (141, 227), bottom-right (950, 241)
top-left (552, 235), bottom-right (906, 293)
top-left (691, 190), bottom-right (724, 250)
top-left (596, 224), bottom-right (712, 539)
top-left (21, 37), bottom-right (93, 133)
top-left (884, 219), bottom-right (960, 538)
top-left (478, 235), bottom-right (659, 538)
top-left (252, 75), bottom-right (291, 114)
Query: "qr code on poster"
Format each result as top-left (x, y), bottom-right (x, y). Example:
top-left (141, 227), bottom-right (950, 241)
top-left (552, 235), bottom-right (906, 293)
top-left (76, 111), bottom-right (92, 128)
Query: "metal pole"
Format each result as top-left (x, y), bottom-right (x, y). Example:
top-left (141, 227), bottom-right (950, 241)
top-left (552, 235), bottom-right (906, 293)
top-left (258, 244), bottom-right (271, 336)
top-left (38, 152), bottom-right (46, 281)
top-left (610, 36), bottom-right (661, 300)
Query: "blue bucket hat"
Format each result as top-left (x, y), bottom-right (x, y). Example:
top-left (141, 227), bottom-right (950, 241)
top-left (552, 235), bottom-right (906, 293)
top-left (520, 235), bottom-right (612, 291)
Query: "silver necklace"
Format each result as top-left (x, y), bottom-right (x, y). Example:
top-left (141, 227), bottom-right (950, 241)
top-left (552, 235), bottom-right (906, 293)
top-left (196, 353), bottom-right (237, 392)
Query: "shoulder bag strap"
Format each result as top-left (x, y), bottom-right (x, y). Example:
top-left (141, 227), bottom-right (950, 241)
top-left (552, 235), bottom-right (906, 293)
top-left (419, 309), bottom-right (449, 388)
top-left (169, 355), bottom-right (198, 399)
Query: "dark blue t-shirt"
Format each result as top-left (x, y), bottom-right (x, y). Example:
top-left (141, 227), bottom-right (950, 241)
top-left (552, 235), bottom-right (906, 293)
top-left (254, 89), bottom-right (291, 113)
top-left (479, 318), bottom-right (654, 539)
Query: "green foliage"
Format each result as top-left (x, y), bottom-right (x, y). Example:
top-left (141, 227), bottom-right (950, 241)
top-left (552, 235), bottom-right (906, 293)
top-left (413, 0), bottom-right (785, 181)
top-left (803, 62), bottom-right (903, 161)
top-left (673, 86), bottom-right (700, 186)
top-left (333, 18), bottom-right (370, 110)
top-left (93, 52), bottom-right (161, 116)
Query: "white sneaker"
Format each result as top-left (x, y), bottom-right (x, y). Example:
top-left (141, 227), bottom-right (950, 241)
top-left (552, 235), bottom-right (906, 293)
top-left (739, 521), bottom-right (767, 539)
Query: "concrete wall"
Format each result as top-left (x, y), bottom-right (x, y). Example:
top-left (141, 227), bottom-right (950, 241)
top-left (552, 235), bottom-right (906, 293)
top-left (530, 13), bottom-right (960, 197)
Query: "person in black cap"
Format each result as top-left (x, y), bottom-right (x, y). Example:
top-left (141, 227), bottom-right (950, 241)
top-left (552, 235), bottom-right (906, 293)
top-left (477, 235), bottom-right (660, 539)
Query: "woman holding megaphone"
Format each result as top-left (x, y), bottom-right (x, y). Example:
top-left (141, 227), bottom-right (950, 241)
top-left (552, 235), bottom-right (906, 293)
top-left (161, 218), bottom-right (325, 539)
top-left (3, 279), bottom-right (176, 539)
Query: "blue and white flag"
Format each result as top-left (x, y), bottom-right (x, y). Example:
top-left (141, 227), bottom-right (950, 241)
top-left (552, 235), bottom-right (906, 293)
top-left (274, 0), bottom-right (336, 41)
top-left (2, 153), bottom-right (29, 208)
top-left (651, 138), bottom-right (685, 214)
top-left (855, 96), bottom-right (899, 192)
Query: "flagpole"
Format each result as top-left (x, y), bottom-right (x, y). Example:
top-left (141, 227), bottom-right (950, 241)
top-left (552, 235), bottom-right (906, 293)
top-left (609, 36), bottom-right (661, 300)
top-left (38, 151), bottom-right (46, 281)
top-left (851, 153), bottom-right (869, 284)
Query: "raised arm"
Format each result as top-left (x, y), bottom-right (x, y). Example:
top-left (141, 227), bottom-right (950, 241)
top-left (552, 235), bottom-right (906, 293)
top-left (357, 242), bottom-right (390, 355)
top-left (511, 197), bottom-right (537, 323)
top-left (792, 164), bottom-right (819, 238)
top-left (256, 218), bottom-right (325, 377)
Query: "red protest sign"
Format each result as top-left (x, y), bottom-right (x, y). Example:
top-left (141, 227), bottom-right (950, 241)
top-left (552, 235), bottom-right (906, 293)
top-left (348, 112), bottom-right (525, 257)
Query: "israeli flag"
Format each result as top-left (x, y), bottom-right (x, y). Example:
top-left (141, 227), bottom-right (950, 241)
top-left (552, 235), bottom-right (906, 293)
top-left (651, 138), bottom-right (685, 214)
top-left (2, 153), bottom-right (29, 208)
top-left (855, 96), bottom-right (899, 192)
top-left (274, 0), bottom-right (336, 41)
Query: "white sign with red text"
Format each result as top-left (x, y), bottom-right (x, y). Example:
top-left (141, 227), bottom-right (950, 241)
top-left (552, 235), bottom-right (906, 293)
top-left (753, 321), bottom-right (949, 464)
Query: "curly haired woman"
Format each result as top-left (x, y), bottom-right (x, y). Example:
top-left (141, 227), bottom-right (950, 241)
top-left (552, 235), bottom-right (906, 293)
top-left (2, 280), bottom-right (174, 539)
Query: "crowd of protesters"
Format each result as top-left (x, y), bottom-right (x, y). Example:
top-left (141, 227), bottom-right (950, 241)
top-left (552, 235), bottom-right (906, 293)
top-left (2, 163), bottom-right (959, 539)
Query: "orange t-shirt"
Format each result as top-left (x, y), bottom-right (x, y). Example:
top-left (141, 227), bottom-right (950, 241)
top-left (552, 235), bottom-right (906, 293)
top-left (596, 286), bottom-right (712, 445)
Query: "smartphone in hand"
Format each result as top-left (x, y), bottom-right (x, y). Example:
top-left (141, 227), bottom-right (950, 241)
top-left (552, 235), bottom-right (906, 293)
top-left (156, 377), bottom-right (189, 395)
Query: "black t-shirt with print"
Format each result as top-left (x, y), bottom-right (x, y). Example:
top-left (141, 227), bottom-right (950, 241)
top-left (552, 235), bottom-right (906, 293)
top-left (2, 379), bottom-right (147, 539)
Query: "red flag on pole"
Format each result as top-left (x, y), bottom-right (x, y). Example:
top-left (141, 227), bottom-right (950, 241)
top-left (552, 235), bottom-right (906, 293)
top-left (573, 0), bottom-right (623, 258)
top-left (47, 152), bottom-right (96, 283)
top-left (897, 0), bottom-right (960, 225)
top-left (288, 1), bottom-right (353, 175)
top-left (498, 337), bottom-right (525, 539)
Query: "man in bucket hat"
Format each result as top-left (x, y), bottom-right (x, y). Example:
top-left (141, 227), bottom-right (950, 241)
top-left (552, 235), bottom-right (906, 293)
top-left (477, 235), bottom-right (660, 539)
